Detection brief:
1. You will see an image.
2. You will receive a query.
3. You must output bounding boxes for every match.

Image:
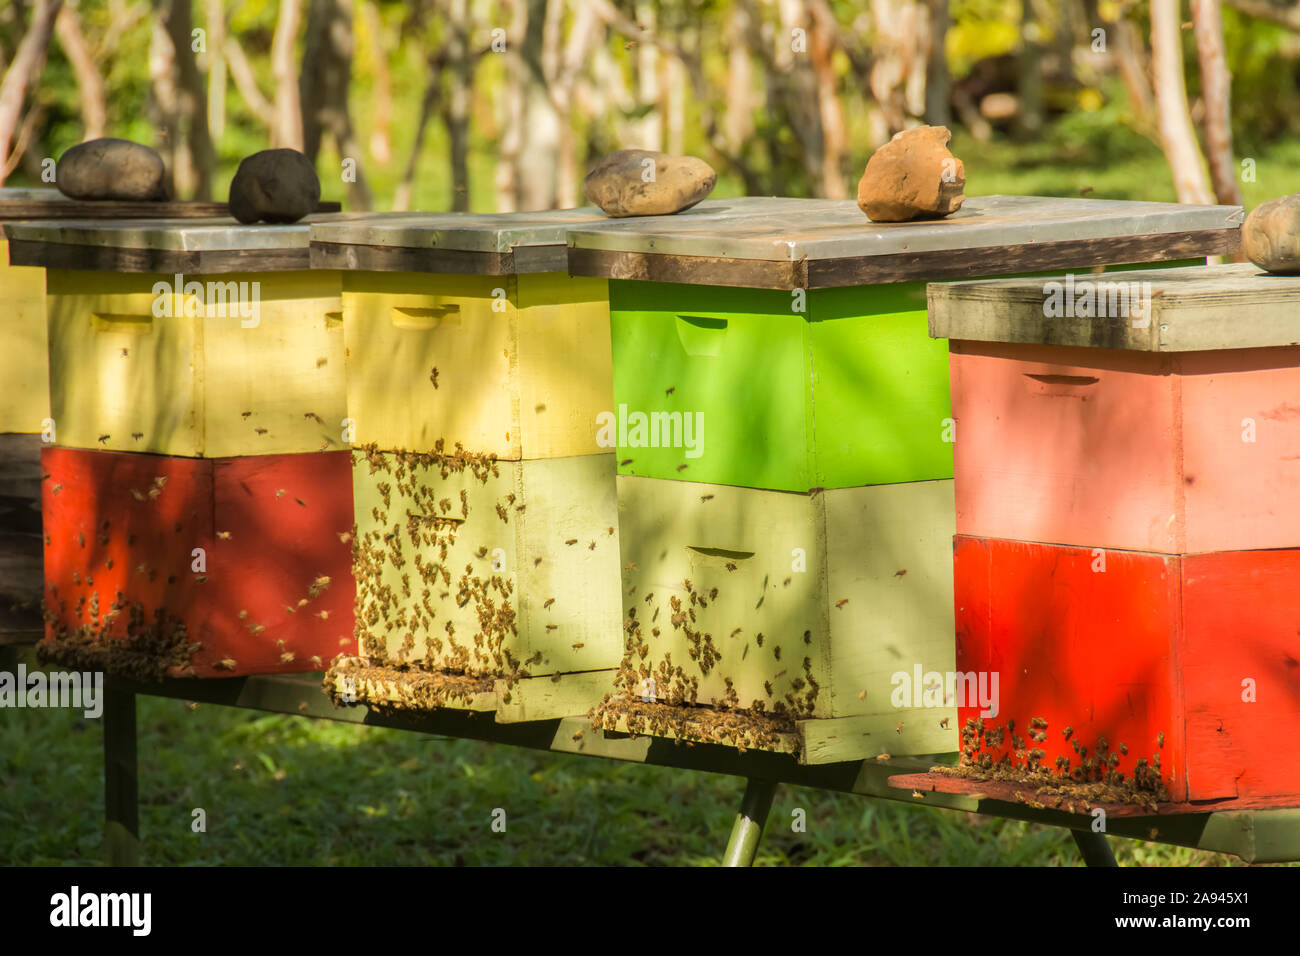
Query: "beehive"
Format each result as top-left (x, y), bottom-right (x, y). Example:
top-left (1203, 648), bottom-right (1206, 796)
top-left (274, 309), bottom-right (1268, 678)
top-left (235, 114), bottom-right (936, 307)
top-left (6, 218), bottom-right (344, 458)
top-left (933, 263), bottom-right (1300, 806)
top-left (567, 195), bottom-right (1243, 762)
top-left (314, 202), bottom-right (833, 718)
top-left (40, 446), bottom-right (356, 679)
top-left (12, 215), bottom-right (354, 679)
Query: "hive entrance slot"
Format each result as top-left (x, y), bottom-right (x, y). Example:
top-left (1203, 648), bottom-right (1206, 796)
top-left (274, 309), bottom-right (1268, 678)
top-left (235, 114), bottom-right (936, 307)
top-left (390, 304), bottom-right (462, 329)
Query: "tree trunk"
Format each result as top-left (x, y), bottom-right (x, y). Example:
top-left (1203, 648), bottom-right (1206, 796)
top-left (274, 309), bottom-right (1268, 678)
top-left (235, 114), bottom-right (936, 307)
top-left (163, 0), bottom-right (214, 199)
top-left (632, 0), bottom-right (661, 150)
top-left (1190, 0), bottom-right (1241, 207)
top-left (361, 0), bottom-right (391, 164)
top-left (1015, 0), bottom-right (1043, 139)
top-left (517, 0), bottom-right (560, 210)
top-left (56, 3), bottom-right (107, 140)
top-left (925, 0), bottom-right (951, 126)
top-left (723, 2), bottom-right (754, 155)
top-left (1114, 16), bottom-right (1154, 131)
top-left (272, 0), bottom-right (304, 150)
top-left (301, 0), bottom-right (372, 209)
top-left (494, 0), bottom-right (526, 212)
top-left (808, 1), bottom-right (846, 198)
top-left (444, 0), bottom-right (471, 211)
top-left (1222, 0), bottom-right (1300, 29)
top-left (0, 0), bottom-right (63, 185)
top-left (205, 0), bottom-right (227, 141)
top-left (553, 0), bottom-right (602, 207)
top-left (1150, 0), bottom-right (1213, 204)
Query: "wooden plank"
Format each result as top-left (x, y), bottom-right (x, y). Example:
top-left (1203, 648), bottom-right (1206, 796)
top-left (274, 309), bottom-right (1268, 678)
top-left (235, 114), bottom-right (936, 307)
top-left (0, 238), bottom-right (49, 433)
top-left (950, 339), bottom-right (1300, 554)
top-left (40, 447), bottom-right (356, 678)
top-left (0, 434), bottom-right (43, 636)
top-left (930, 262), bottom-right (1300, 351)
top-left (493, 669), bottom-right (618, 723)
top-left (311, 241), bottom-right (515, 275)
top-left (102, 686), bottom-right (139, 866)
top-left (45, 268), bottom-right (344, 457)
top-left (571, 229), bottom-right (1238, 290)
top-left (8, 240), bottom-right (312, 273)
top-left (0, 199), bottom-right (339, 221)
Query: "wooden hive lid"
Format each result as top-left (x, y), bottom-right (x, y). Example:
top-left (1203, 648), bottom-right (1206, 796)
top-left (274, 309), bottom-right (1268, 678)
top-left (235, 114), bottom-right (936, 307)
top-left (928, 262), bottom-right (1300, 352)
top-left (308, 198), bottom-right (827, 275)
top-left (566, 195), bottom-right (1243, 290)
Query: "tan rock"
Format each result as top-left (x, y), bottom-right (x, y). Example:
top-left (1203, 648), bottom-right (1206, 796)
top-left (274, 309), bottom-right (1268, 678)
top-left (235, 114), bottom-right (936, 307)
top-left (857, 126), bottom-right (966, 223)
top-left (583, 149), bottom-right (716, 217)
top-left (55, 138), bottom-right (168, 201)
top-left (1242, 194), bottom-right (1300, 275)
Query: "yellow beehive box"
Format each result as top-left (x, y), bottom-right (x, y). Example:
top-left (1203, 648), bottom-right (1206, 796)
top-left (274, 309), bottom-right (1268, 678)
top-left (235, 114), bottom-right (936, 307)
top-left (0, 237), bottom-right (49, 433)
top-left (341, 271), bottom-right (608, 459)
top-left (352, 446), bottom-right (623, 681)
top-left (6, 219), bottom-right (344, 458)
top-left (604, 475), bottom-right (957, 762)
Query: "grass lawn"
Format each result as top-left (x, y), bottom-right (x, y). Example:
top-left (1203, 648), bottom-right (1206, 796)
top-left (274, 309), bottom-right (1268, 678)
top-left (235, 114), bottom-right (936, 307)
top-left (0, 655), bottom-right (1262, 866)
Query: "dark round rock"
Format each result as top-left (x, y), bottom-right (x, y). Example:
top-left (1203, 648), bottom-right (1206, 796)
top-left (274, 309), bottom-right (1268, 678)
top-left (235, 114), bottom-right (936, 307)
top-left (228, 149), bottom-right (321, 225)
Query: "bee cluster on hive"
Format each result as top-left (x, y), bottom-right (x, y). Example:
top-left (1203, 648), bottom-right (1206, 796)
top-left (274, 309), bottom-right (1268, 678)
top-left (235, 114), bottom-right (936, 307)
top-left (332, 440), bottom-right (536, 708)
top-left (934, 715), bottom-right (1171, 812)
top-left (589, 574), bottom-right (821, 753)
top-left (39, 594), bottom-right (198, 683)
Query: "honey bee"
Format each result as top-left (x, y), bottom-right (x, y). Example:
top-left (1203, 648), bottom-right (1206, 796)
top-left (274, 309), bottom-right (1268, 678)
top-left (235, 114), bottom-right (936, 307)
top-left (217, 531), bottom-right (232, 540)
top-left (802, 630), bottom-right (811, 644)
top-left (756, 633), bottom-right (764, 646)
top-left (912, 790), bottom-right (924, 799)
top-left (255, 427), bottom-right (268, 435)
top-left (241, 411), bottom-right (252, 419)
top-left (298, 598), bottom-right (308, 607)
top-left (195, 575), bottom-right (208, 584)
top-left (148, 488), bottom-right (161, 500)
top-left (565, 538), bottom-right (577, 546)
top-left (1156, 732), bottom-right (1164, 748)
top-left (875, 752), bottom-right (890, 761)
top-left (131, 432), bottom-right (144, 441)
top-left (896, 721), bottom-right (904, 734)
top-left (782, 577), bottom-right (792, 587)
top-left (338, 531), bottom-right (353, 544)
top-left (543, 598), bottom-right (555, 609)
top-left (675, 464), bottom-right (688, 472)
top-left (571, 642), bottom-right (584, 649)
top-left (280, 651), bottom-right (296, 663)
top-left (52, 484), bottom-right (62, 495)
top-left (857, 689), bottom-right (867, 700)
top-left (940, 717), bottom-right (950, 729)
top-left (620, 459), bottom-right (633, 466)
top-left (215, 659), bottom-right (237, 671)
top-left (276, 489), bottom-right (287, 498)
top-left (665, 386), bottom-right (675, 395)
top-left (572, 730), bottom-right (584, 741)
top-left (304, 412), bottom-right (325, 425)
top-left (730, 628), bottom-right (742, 637)
top-left (318, 611), bottom-right (330, 620)
top-left (534, 557), bottom-right (543, 567)
top-left (239, 610), bottom-right (248, 619)
top-left (295, 498), bottom-right (306, 507)
top-left (894, 569), bottom-right (907, 578)
top-left (626, 563), bottom-right (637, 571)
top-left (834, 598), bottom-right (849, 609)
top-left (700, 494), bottom-right (714, 502)
top-left (131, 490), bottom-right (145, 501)
top-left (97, 434), bottom-right (110, 444)
top-left (429, 368), bottom-right (439, 388)
top-left (606, 527), bottom-right (615, 535)
top-left (725, 562), bottom-right (737, 572)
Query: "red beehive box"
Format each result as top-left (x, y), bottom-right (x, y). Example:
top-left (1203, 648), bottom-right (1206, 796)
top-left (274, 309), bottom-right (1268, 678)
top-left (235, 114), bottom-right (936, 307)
top-left (40, 446), bottom-right (356, 678)
top-left (954, 535), bottom-right (1300, 805)
top-left (932, 264), bottom-right (1300, 808)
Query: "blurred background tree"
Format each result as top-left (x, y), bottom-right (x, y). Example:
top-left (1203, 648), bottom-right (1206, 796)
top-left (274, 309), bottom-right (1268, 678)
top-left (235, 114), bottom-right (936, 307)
top-left (1, 0), bottom-right (1298, 210)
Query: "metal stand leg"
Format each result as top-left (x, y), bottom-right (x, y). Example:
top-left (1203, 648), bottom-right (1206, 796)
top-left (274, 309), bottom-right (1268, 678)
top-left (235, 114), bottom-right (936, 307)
top-left (721, 778), bottom-right (778, 867)
top-left (1072, 828), bottom-right (1117, 867)
top-left (103, 683), bottom-right (139, 866)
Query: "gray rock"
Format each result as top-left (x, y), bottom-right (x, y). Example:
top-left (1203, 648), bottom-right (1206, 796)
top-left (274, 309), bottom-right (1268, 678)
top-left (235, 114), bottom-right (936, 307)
top-left (1242, 194), bottom-right (1300, 275)
top-left (583, 149), bottom-right (716, 217)
top-left (55, 138), bottom-right (167, 201)
top-left (228, 149), bottom-right (321, 224)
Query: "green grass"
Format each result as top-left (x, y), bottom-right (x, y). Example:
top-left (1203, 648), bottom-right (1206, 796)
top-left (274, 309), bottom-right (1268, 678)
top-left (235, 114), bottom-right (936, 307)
top-left (0, 660), bottom-right (1261, 866)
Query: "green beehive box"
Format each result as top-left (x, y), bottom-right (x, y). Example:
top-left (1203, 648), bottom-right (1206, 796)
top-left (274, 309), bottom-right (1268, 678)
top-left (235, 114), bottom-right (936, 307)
top-left (571, 195), bottom-right (1243, 492)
